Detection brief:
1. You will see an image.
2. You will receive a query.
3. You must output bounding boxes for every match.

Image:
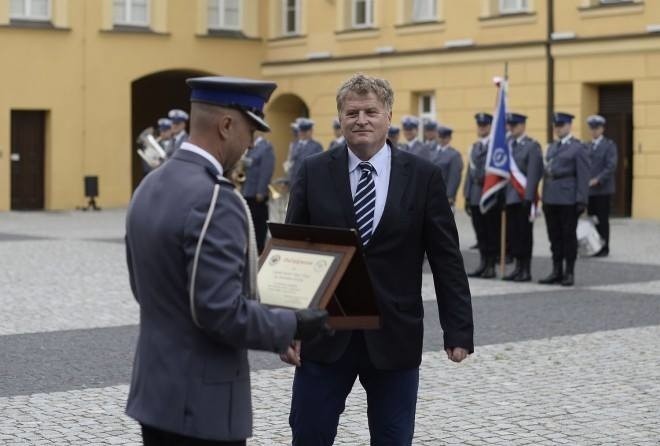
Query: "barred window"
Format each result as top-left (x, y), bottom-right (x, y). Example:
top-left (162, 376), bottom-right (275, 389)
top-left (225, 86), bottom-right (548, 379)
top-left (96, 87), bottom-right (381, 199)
top-left (10, 0), bottom-right (50, 21)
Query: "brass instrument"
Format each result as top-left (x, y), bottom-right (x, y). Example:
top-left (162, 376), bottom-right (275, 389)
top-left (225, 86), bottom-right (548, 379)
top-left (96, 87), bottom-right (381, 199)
top-left (137, 127), bottom-right (167, 169)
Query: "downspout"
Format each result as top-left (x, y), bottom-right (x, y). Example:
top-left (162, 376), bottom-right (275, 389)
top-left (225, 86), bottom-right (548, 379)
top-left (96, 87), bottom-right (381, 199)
top-left (546, 0), bottom-right (555, 143)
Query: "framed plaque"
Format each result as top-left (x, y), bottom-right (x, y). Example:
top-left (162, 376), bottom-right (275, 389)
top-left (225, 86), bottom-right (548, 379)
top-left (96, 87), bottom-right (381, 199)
top-left (259, 223), bottom-right (381, 330)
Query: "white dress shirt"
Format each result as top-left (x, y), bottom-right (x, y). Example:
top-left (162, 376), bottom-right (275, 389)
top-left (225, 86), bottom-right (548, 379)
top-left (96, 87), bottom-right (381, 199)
top-left (347, 143), bottom-right (391, 231)
top-left (180, 142), bottom-right (224, 176)
top-left (592, 135), bottom-right (603, 150)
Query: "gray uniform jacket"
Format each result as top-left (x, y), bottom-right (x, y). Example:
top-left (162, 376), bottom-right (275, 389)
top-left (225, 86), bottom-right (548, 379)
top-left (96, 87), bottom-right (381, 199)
top-left (327, 137), bottom-right (345, 152)
top-left (170, 130), bottom-right (189, 155)
top-left (289, 138), bottom-right (323, 182)
top-left (463, 140), bottom-right (488, 206)
top-left (588, 137), bottom-right (618, 196)
top-left (401, 139), bottom-right (432, 160)
top-left (542, 136), bottom-right (590, 205)
top-left (242, 138), bottom-right (275, 198)
top-left (125, 149), bottom-right (297, 441)
top-left (505, 135), bottom-right (544, 205)
top-left (431, 145), bottom-right (464, 201)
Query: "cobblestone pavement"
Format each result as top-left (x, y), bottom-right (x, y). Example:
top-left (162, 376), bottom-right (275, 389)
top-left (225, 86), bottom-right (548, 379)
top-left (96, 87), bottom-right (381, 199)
top-left (1, 209), bottom-right (659, 445)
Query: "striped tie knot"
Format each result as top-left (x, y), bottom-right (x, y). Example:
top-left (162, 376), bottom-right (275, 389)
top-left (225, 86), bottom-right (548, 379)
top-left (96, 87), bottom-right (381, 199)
top-left (359, 162), bottom-right (375, 174)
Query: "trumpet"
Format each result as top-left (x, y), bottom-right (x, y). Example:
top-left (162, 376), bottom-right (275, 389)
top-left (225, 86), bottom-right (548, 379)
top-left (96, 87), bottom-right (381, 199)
top-left (137, 127), bottom-right (167, 169)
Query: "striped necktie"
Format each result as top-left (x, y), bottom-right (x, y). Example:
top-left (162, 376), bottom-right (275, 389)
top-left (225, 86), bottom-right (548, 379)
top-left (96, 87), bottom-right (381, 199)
top-left (354, 162), bottom-right (376, 246)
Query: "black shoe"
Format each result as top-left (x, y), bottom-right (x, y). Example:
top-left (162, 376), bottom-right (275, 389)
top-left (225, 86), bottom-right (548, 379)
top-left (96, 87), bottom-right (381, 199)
top-left (480, 258), bottom-right (496, 279)
top-left (561, 273), bottom-right (575, 286)
top-left (502, 259), bottom-right (521, 281)
top-left (514, 259), bottom-right (532, 282)
top-left (593, 247), bottom-right (609, 257)
top-left (538, 262), bottom-right (563, 285)
top-left (469, 243), bottom-right (479, 250)
top-left (467, 257), bottom-right (486, 277)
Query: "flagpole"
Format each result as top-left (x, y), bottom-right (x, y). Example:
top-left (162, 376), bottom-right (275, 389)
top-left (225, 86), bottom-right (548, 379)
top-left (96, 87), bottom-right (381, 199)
top-left (500, 62), bottom-right (509, 279)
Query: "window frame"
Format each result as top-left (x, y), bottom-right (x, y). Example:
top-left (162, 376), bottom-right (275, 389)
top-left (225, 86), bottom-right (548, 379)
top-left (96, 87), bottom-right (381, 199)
top-left (10, 0), bottom-right (51, 21)
top-left (113, 0), bottom-right (150, 27)
top-left (417, 92), bottom-right (436, 129)
top-left (208, 0), bottom-right (242, 31)
top-left (351, 0), bottom-right (374, 29)
top-left (412, 0), bottom-right (436, 23)
top-left (281, 0), bottom-right (301, 36)
top-left (498, 0), bottom-right (529, 15)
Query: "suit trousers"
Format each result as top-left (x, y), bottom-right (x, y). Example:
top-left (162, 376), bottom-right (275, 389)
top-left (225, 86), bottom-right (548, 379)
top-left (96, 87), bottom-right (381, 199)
top-left (470, 205), bottom-right (501, 258)
top-left (289, 332), bottom-right (419, 446)
top-left (506, 203), bottom-right (533, 260)
top-left (543, 204), bottom-right (578, 263)
top-left (588, 194), bottom-right (611, 250)
top-left (245, 197), bottom-right (269, 254)
top-left (141, 424), bottom-right (246, 446)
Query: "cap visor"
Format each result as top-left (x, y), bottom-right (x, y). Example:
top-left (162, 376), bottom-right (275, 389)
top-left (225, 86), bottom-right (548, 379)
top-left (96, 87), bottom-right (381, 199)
top-left (245, 110), bottom-right (270, 132)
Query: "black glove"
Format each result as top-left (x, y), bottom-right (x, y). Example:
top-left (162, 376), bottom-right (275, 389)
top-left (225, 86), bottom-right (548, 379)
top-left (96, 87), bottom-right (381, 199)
top-left (294, 308), bottom-right (329, 341)
top-left (465, 200), bottom-right (472, 216)
top-left (522, 200), bottom-right (532, 215)
top-left (576, 203), bottom-right (586, 215)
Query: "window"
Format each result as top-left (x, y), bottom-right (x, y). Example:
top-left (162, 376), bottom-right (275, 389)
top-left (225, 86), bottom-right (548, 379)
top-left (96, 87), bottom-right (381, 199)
top-left (412, 0), bottom-right (436, 22)
top-left (208, 0), bottom-right (241, 30)
top-left (499, 0), bottom-right (529, 14)
top-left (113, 0), bottom-right (149, 26)
top-left (10, 0), bottom-right (50, 21)
top-left (282, 0), bottom-right (300, 35)
top-left (418, 93), bottom-right (436, 126)
top-left (352, 0), bottom-right (374, 28)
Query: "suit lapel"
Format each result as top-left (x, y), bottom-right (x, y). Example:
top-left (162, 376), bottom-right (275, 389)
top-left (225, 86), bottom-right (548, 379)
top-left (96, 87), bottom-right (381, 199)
top-left (367, 144), bottom-right (411, 247)
top-left (328, 146), bottom-right (357, 228)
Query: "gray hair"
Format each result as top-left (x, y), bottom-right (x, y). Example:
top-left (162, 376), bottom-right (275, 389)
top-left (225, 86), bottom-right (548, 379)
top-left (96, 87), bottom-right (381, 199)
top-left (336, 73), bottom-right (394, 113)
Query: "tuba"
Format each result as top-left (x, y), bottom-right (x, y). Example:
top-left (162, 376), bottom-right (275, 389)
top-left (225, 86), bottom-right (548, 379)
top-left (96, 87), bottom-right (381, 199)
top-left (137, 127), bottom-right (167, 169)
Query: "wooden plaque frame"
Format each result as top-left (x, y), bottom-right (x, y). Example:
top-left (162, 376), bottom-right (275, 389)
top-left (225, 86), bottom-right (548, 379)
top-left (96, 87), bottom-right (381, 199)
top-left (259, 223), bottom-right (381, 330)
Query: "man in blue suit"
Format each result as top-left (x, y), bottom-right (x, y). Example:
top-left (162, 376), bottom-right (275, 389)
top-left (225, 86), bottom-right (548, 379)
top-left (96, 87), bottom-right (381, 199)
top-left (125, 76), bottom-right (328, 446)
top-left (284, 73), bottom-right (473, 446)
top-left (242, 134), bottom-right (276, 253)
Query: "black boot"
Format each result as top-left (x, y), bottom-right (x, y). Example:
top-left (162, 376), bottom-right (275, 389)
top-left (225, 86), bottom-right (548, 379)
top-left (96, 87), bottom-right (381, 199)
top-left (480, 257), bottom-right (496, 279)
top-left (468, 255), bottom-right (487, 277)
top-left (538, 261), bottom-right (563, 284)
top-left (561, 260), bottom-right (575, 286)
top-left (515, 258), bottom-right (532, 282)
top-left (503, 258), bottom-right (522, 281)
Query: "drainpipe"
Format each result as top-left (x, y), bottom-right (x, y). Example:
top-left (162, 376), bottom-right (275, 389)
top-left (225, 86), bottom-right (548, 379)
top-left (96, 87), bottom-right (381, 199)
top-left (546, 0), bottom-right (555, 143)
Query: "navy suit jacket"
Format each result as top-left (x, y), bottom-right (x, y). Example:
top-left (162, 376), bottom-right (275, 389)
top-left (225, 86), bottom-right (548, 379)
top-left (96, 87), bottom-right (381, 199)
top-left (125, 149), bottom-right (296, 441)
top-left (286, 143), bottom-right (473, 370)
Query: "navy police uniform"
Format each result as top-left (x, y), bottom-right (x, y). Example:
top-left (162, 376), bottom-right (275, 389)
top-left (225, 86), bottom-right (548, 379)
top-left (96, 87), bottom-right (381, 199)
top-left (289, 118), bottom-right (323, 183)
top-left (242, 136), bottom-right (276, 254)
top-left (464, 113), bottom-right (501, 278)
top-left (586, 115), bottom-right (618, 256)
top-left (126, 77), bottom-right (317, 445)
top-left (502, 113), bottom-right (544, 282)
top-left (539, 112), bottom-right (590, 286)
top-left (431, 125), bottom-right (463, 205)
top-left (168, 109), bottom-right (190, 155)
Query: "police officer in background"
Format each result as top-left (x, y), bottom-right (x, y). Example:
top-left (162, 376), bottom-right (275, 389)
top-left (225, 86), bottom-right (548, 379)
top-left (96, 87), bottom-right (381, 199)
top-left (464, 112), bottom-right (500, 278)
top-left (432, 125), bottom-right (463, 209)
top-left (327, 118), bottom-right (345, 151)
top-left (125, 76), bottom-right (328, 446)
top-left (156, 118), bottom-right (174, 157)
top-left (387, 125), bottom-right (401, 147)
top-left (168, 108), bottom-right (190, 155)
top-left (242, 133), bottom-right (276, 254)
top-left (539, 112), bottom-right (590, 286)
top-left (422, 119), bottom-right (438, 149)
top-left (289, 118), bottom-right (323, 182)
top-left (502, 113), bottom-right (543, 282)
top-left (586, 115), bottom-right (618, 257)
top-left (400, 115), bottom-right (431, 160)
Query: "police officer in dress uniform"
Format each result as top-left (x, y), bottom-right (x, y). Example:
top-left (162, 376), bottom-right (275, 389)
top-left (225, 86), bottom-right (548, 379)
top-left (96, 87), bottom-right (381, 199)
top-left (387, 125), bottom-right (401, 147)
top-left (586, 114), bottom-right (618, 257)
top-left (242, 133), bottom-right (276, 254)
top-left (125, 76), bottom-right (328, 446)
top-left (156, 117), bottom-right (174, 156)
top-left (289, 118), bottom-right (323, 183)
top-left (464, 112), bottom-right (501, 278)
top-left (400, 115), bottom-right (432, 160)
top-left (422, 119), bottom-right (438, 150)
top-left (502, 113), bottom-right (544, 282)
top-left (539, 112), bottom-right (590, 286)
top-left (431, 125), bottom-right (463, 209)
top-left (168, 108), bottom-right (190, 155)
top-left (327, 118), bottom-right (346, 151)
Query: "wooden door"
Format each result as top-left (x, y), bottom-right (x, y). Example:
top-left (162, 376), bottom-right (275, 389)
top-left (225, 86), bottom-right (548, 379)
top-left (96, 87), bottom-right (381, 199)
top-left (598, 85), bottom-right (633, 217)
top-left (11, 110), bottom-right (46, 210)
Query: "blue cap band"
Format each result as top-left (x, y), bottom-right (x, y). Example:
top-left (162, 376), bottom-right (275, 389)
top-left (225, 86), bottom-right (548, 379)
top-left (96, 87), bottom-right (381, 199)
top-left (191, 88), bottom-right (265, 111)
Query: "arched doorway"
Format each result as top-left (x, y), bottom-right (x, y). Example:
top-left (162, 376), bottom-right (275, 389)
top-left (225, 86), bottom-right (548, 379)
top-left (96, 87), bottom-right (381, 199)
top-left (265, 93), bottom-right (309, 180)
top-left (131, 69), bottom-right (213, 189)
